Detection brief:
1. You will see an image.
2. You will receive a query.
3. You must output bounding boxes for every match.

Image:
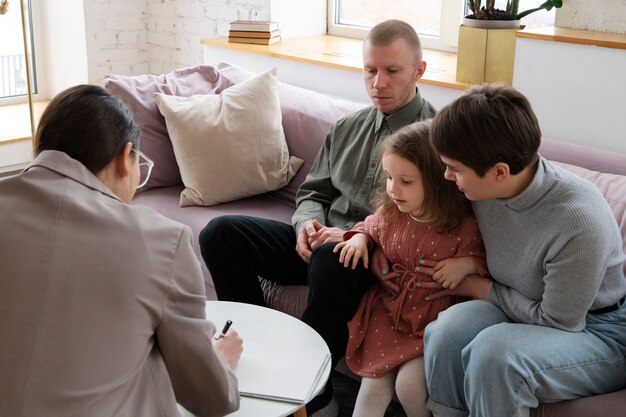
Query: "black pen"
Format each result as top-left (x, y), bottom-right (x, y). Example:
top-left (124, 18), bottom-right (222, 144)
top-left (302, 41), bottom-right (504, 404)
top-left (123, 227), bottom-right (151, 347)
top-left (214, 320), bottom-right (232, 340)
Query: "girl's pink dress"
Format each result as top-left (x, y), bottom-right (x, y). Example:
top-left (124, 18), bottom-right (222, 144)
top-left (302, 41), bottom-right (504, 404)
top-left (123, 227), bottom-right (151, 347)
top-left (345, 211), bottom-right (487, 377)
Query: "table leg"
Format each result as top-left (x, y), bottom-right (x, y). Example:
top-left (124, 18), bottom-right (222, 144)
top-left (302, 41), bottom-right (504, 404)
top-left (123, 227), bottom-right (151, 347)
top-left (294, 406), bottom-right (308, 417)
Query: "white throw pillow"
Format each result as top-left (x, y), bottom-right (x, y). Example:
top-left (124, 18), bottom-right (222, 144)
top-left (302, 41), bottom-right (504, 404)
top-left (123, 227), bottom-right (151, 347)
top-left (154, 67), bottom-right (303, 207)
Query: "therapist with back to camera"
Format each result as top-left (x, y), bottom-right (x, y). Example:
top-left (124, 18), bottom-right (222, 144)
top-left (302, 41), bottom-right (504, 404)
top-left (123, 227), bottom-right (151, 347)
top-left (0, 84), bottom-right (243, 417)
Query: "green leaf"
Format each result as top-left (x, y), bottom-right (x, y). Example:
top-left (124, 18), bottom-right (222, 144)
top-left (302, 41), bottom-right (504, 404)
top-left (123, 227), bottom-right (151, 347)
top-left (516, 0), bottom-right (563, 20)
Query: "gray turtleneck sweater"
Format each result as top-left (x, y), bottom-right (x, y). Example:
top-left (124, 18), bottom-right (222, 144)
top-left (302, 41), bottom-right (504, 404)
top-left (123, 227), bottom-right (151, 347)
top-left (476, 157), bottom-right (626, 332)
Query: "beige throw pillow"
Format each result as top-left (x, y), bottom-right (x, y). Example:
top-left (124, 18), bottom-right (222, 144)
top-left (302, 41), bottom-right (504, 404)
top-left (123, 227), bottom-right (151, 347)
top-left (154, 67), bottom-right (303, 207)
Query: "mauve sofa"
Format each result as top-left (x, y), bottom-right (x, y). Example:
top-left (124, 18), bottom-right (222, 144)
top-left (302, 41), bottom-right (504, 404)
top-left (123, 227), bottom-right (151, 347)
top-left (106, 62), bottom-right (626, 416)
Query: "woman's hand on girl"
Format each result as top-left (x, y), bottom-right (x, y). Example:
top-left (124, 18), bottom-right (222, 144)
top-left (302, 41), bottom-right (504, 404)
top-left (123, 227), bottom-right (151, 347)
top-left (419, 274), bottom-right (492, 301)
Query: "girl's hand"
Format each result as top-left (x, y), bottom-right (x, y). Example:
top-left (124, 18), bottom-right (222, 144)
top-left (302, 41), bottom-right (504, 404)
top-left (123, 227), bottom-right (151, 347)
top-left (333, 234), bottom-right (370, 269)
top-left (432, 257), bottom-right (476, 289)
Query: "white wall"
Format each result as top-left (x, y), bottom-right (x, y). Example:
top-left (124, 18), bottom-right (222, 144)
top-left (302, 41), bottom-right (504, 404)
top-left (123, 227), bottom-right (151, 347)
top-left (556, 0), bottom-right (626, 34)
top-left (40, 0), bottom-right (89, 97)
top-left (514, 38), bottom-right (626, 154)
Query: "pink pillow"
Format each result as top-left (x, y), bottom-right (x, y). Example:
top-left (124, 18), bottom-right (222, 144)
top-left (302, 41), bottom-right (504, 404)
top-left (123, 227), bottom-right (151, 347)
top-left (104, 66), bottom-right (226, 191)
top-left (216, 62), bottom-right (368, 207)
top-left (540, 137), bottom-right (626, 177)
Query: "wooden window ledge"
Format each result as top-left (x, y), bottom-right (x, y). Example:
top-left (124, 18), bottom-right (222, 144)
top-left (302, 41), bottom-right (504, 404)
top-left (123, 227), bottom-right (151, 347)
top-left (0, 101), bottom-right (49, 144)
top-left (201, 35), bottom-right (470, 91)
top-left (202, 28), bottom-right (626, 92)
top-left (517, 26), bottom-right (626, 50)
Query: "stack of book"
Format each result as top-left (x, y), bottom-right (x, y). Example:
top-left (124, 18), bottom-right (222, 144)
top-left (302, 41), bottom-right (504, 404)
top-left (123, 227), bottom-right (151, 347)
top-left (228, 20), bottom-right (281, 45)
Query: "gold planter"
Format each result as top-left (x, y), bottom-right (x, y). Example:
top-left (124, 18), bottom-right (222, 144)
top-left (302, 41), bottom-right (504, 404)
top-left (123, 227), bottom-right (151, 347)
top-left (456, 20), bottom-right (520, 85)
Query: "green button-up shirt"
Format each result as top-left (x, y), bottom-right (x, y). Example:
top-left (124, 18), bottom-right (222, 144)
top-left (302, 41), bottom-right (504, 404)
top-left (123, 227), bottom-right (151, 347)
top-left (292, 89), bottom-right (437, 234)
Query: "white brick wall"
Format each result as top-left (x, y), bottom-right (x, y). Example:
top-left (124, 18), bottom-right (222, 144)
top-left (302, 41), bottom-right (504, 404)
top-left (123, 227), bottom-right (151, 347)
top-left (83, 0), bottom-right (149, 83)
top-left (556, 0), bottom-right (626, 34)
top-left (83, 0), bottom-right (271, 83)
top-left (145, 0), bottom-right (271, 74)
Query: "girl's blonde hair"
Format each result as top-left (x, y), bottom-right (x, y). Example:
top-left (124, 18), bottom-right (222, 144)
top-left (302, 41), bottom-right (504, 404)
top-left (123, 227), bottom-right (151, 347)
top-left (376, 120), bottom-right (471, 234)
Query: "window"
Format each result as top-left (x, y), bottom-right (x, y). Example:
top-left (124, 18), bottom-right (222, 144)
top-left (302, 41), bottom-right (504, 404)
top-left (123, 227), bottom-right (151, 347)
top-left (328, 0), bottom-right (465, 51)
top-left (328, 0), bottom-right (557, 52)
top-left (0, 0), bottom-right (40, 104)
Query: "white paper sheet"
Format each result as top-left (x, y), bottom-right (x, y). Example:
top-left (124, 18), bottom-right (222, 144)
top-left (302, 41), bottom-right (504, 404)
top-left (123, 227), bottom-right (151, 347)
top-left (233, 340), bottom-right (331, 403)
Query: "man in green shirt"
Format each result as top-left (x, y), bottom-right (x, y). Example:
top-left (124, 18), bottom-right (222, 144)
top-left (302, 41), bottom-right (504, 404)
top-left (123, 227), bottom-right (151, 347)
top-left (200, 19), bottom-right (436, 415)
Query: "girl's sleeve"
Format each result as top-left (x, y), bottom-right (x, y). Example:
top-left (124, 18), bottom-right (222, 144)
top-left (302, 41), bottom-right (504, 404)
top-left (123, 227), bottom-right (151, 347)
top-left (343, 211), bottom-right (384, 244)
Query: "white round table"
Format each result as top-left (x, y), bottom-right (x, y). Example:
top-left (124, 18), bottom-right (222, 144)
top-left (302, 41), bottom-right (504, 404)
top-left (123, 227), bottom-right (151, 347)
top-left (178, 301), bottom-right (331, 417)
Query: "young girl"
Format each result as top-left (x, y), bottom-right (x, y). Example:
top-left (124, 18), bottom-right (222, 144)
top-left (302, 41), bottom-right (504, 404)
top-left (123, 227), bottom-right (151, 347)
top-left (334, 121), bottom-right (487, 417)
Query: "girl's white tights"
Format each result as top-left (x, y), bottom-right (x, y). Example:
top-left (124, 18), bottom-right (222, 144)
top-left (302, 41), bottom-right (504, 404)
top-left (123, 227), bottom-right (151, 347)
top-left (351, 357), bottom-right (431, 417)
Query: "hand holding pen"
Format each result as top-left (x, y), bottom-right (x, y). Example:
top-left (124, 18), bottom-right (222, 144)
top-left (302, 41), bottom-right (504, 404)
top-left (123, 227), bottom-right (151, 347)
top-left (214, 320), bottom-right (233, 340)
top-left (212, 319), bottom-right (243, 369)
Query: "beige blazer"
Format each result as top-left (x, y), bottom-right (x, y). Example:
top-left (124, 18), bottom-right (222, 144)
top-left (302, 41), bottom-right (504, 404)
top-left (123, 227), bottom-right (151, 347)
top-left (0, 151), bottom-right (239, 417)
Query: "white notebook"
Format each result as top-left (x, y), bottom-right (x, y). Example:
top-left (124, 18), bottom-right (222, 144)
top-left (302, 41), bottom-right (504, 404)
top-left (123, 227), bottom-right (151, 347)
top-left (233, 340), bottom-right (331, 403)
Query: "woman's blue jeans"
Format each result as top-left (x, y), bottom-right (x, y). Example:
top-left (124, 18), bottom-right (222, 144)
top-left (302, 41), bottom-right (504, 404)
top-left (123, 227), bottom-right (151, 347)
top-left (424, 300), bottom-right (626, 417)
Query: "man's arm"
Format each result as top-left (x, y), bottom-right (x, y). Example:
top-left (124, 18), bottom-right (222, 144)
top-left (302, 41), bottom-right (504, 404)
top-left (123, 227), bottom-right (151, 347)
top-left (291, 126), bottom-right (348, 262)
top-left (291, 128), bottom-right (340, 235)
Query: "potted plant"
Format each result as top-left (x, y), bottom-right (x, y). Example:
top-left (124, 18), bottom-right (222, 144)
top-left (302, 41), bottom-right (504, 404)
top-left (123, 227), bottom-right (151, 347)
top-left (456, 0), bottom-right (564, 84)
top-left (464, 0), bottom-right (563, 28)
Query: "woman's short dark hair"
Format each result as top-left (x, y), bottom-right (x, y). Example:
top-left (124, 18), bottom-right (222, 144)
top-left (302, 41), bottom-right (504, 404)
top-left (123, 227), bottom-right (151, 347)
top-left (430, 83), bottom-right (541, 176)
top-left (34, 84), bottom-right (140, 174)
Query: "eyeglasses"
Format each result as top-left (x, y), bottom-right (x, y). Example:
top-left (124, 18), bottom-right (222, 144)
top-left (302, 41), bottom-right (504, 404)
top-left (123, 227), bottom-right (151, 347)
top-left (132, 148), bottom-right (154, 189)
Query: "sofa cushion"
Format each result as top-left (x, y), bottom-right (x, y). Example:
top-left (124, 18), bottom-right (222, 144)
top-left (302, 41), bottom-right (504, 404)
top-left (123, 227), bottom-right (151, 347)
top-left (540, 138), bottom-right (626, 177)
top-left (552, 161), bottom-right (626, 273)
top-left (531, 389), bottom-right (626, 417)
top-left (132, 185), bottom-right (296, 300)
top-left (216, 62), bottom-right (368, 207)
top-left (154, 67), bottom-right (304, 207)
top-left (104, 65), bottom-right (225, 191)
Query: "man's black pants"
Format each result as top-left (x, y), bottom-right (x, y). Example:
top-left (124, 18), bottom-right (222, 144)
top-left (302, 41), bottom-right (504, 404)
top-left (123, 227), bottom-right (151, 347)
top-left (199, 214), bottom-right (376, 368)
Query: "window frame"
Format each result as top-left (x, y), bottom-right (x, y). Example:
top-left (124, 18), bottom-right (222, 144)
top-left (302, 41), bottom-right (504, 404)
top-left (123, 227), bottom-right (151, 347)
top-left (0, 0), bottom-right (47, 106)
top-left (327, 0), bottom-right (465, 52)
